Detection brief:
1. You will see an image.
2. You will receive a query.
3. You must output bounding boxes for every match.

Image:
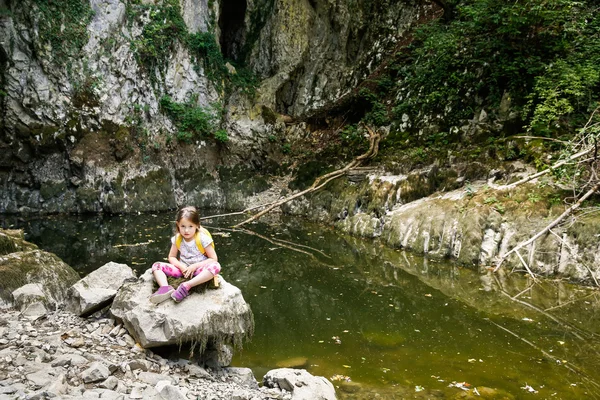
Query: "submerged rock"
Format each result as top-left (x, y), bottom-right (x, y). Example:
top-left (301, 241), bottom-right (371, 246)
top-left (276, 356), bottom-right (310, 369)
top-left (264, 368), bottom-right (336, 400)
top-left (110, 269), bottom-right (254, 359)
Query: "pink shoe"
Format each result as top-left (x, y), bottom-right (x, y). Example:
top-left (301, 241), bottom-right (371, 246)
top-left (150, 285), bottom-right (174, 304)
top-left (171, 284), bottom-right (190, 303)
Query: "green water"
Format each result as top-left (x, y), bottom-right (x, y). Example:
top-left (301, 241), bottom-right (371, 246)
top-left (2, 212), bottom-right (600, 399)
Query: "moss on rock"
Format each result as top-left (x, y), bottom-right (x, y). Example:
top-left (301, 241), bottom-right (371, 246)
top-left (0, 230), bottom-right (38, 255)
top-left (40, 180), bottom-right (68, 200)
top-left (124, 169), bottom-right (176, 212)
top-left (0, 229), bottom-right (79, 306)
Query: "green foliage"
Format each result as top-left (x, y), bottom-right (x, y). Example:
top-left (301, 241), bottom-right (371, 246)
top-left (72, 74), bottom-right (102, 107)
top-left (188, 32), bottom-right (258, 95)
top-left (230, 66), bottom-right (259, 96)
top-left (127, 1), bottom-right (258, 94)
top-left (128, 0), bottom-right (187, 83)
top-left (159, 95), bottom-right (226, 143)
top-left (483, 195), bottom-right (504, 213)
top-left (426, 131), bottom-right (451, 147)
top-left (528, 193), bottom-right (541, 203)
top-left (407, 146), bottom-right (427, 163)
top-left (214, 129), bottom-right (229, 143)
top-left (389, 0), bottom-right (599, 138)
top-left (525, 8), bottom-right (600, 133)
top-left (340, 124), bottom-right (369, 152)
top-left (30, 0), bottom-right (94, 63)
top-left (187, 32), bottom-right (228, 82)
top-left (353, 88), bottom-right (391, 127)
top-left (483, 196), bottom-right (497, 205)
top-left (72, 63), bottom-right (103, 107)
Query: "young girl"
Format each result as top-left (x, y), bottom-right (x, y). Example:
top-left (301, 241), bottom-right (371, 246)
top-left (150, 206), bottom-right (221, 304)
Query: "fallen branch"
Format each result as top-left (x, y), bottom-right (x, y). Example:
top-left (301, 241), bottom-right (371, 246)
top-left (548, 228), bottom-right (600, 287)
top-left (232, 125), bottom-right (381, 227)
top-left (200, 203), bottom-right (267, 221)
top-left (205, 225), bottom-right (336, 265)
top-left (514, 249), bottom-right (539, 282)
top-left (494, 182), bottom-right (600, 272)
top-left (496, 107), bottom-right (599, 191)
top-left (492, 274), bottom-right (596, 341)
top-left (502, 135), bottom-right (568, 144)
top-left (511, 282), bottom-right (537, 300)
top-left (495, 147), bottom-right (593, 190)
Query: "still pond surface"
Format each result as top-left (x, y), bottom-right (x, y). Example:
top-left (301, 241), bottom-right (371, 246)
top-left (3, 212), bottom-right (600, 399)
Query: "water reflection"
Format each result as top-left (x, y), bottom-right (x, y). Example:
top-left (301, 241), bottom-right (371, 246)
top-left (2, 213), bottom-right (600, 399)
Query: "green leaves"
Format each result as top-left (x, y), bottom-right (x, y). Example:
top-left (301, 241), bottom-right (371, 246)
top-left (129, 0), bottom-right (187, 82)
top-left (390, 0), bottom-right (598, 136)
top-left (30, 0), bottom-right (94, 64)
top-left (159, 95), bottom-right (226, 143)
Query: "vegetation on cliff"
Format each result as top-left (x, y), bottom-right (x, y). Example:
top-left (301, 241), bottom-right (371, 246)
top-left (338, 0), bottom-right (600, 136)
top-left (124, 0), bottom-right (258, 144)
top-left (304, 0), bottom-right (600, 214)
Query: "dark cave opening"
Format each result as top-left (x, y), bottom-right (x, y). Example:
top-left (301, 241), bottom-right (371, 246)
top-left (219, 0), bottom-right (247, 62)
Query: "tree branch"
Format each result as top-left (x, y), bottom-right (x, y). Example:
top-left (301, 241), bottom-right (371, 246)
top-left (494, 182), bottom-right (600, 272)
top-left (232, 125), bottom-right (381, 228)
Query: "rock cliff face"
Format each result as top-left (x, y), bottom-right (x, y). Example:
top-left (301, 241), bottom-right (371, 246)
top-left (282, 168), bottom-right (600, 283)
top-left (0, 0), bottom-right (435, 214)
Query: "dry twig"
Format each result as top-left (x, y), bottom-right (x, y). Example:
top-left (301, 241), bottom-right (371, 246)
top-left (232, 125), bottom-right (381, 227)
top-left (494, 183), bottom-right (600, 273)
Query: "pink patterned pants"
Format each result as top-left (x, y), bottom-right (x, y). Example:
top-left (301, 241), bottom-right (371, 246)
top-left (152, 261), bottom-right (221, 278)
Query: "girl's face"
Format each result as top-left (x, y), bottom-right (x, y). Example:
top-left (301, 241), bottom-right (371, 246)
top-left (177, 218), bottom-right (199, 240)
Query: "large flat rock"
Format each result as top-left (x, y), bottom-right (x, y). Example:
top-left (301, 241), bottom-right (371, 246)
top-left (110, 269), bottom-right (254, 352)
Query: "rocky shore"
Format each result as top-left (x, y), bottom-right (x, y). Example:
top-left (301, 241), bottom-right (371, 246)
top-left (0, 230), bottom-right (336, 400)
top-left (0, 306), bottom-right (333, 399)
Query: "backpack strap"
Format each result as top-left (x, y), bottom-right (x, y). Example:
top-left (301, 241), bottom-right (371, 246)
top-left (175, 228), bottom-right (214, 255)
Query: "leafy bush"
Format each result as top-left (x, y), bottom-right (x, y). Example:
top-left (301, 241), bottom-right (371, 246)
top-left (159, 95), bottom-right (226, 143)
top-left (390, 0), bottom-right (600, 138)
top-left (128, 0), bottom-right (187, 83)
top-left (30, 0), bottom-right (94, 63)
top-left (127, 1), bottom-right (258, 95)
top-left (187, 32), bottom-right (228, 83)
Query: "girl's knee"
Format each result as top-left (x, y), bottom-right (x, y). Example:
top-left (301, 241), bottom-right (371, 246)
top-left (208, 262), bottom-right (221, 276)
top-left (152, 262), bottom-right (171, 273)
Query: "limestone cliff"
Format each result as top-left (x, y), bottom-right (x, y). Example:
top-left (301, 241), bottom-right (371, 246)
top-left (0, 0), bottom-right (436, 214)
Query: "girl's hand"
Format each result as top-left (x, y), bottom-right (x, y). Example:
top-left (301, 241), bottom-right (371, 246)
top-left (179, 265), bottom-right (188, 276)
top-left (184, 264), bottom-right (198, 279)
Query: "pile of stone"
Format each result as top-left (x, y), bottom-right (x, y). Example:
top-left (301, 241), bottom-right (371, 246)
top-left (0, 307), bottom-right (334, 399)
top-left (0, 246), bottom-right (336, 400)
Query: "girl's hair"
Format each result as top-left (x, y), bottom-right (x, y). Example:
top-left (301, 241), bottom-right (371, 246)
top-left (175, 206), bottom-right (201, 228)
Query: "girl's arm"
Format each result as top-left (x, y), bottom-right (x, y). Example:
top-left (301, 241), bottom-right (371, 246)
top-left (203, 244), bottom-right (218, 263)
top-left (167, 243), bottom-right (187, 271)
top-left (184, 244), bottom-right (218, 277)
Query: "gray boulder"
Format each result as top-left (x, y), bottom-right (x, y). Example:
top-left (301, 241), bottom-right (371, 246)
top-left (0, 229), bottom-right (80, 308)
top-left (263, 368), bottom-right (336, 400)
top-left (12, 283), bottom-right (48, 317)
top-left (110, 269), bottom-right (254, 361)
top-left (67, 262), bottom-right (136, 316)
